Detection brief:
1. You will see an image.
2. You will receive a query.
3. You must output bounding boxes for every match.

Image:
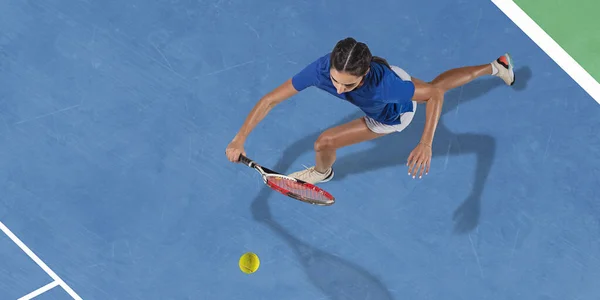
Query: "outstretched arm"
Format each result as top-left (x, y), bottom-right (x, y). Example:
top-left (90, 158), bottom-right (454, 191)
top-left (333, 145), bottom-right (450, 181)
top-left (412, 80), bottom-right (445, 146)
top-left (226, 79), bottom-right (299, 162)
top-left (407, 79), bottom-right (445, 178)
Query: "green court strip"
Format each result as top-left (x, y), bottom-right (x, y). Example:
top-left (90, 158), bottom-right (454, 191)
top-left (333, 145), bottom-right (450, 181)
top-left (492, 0), bottom-right (600, 104)
top-left (514, 0), bottom-right (600, 82)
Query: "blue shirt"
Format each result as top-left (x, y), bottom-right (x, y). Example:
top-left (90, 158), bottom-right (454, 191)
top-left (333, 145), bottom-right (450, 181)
top-left (291, 53), bottom-right (415, 125)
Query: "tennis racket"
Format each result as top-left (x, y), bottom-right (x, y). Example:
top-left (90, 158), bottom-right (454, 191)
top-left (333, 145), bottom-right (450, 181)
top-left (238, 154), bottom-right (335, 206)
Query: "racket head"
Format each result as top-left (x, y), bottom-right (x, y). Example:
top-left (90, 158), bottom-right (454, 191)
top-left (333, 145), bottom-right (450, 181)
top-left (263, 173), bottom-right (335, 206)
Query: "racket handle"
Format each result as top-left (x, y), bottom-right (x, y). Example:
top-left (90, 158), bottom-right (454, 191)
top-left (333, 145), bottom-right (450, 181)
top-left (238, 154), bottom-right (254, 167)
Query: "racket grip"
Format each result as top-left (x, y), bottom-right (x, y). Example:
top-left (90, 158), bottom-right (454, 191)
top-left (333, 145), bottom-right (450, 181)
top-left (238, 154), bottom-right (253, 166)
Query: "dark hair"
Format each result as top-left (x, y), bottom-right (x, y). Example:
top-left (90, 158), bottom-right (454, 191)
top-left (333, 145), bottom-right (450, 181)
top-left (330, 37), bottom-right (391, 77)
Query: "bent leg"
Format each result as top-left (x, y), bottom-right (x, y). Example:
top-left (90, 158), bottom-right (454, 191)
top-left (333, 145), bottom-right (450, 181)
top-left (288, 117), bottom-right (394, 184)
top-left (314, 118), bottom-right (386, 172)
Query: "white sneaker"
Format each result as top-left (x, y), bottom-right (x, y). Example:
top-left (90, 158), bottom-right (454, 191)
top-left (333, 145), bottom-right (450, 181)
top-left (288, 166), bottom-right (334, 185)
top-left (492, 53), bottom-right (515, 86)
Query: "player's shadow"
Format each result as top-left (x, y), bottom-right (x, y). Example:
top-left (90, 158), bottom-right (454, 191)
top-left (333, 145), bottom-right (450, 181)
top-left (249, 67), bottom-right (531, 299)
top-left (266, 219), bottom-right (395, 299)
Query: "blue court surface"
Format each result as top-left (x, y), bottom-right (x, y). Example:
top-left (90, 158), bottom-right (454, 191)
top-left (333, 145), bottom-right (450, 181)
top-left (1, 0), bottom-right (599, 299)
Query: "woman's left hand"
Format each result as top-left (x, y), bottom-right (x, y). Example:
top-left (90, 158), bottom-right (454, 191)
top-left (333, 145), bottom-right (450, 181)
top-left (407, 142), bottom-right (432, 179)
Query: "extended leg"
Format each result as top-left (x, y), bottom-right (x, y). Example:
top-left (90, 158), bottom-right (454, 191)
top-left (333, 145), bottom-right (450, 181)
top-left (430, 64), bottom-right (493, 91)
top-left (415, 54), bottom-right (515, 95)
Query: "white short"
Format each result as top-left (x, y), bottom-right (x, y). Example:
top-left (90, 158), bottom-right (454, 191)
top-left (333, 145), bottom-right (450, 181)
top-left (364, 65), bottom-right (417, 134)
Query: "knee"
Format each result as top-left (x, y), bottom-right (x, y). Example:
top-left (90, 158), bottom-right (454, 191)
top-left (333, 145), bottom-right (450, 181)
top-left (430, 84), bottom-right (446, 95)
top-left (314, 133), bottom-right (336, 152)
top-left (414, 81), bottom-right (445, 101)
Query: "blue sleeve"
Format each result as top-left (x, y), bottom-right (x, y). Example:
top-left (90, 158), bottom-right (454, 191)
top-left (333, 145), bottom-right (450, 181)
top-left (291, 57), bottom-right (323, 91)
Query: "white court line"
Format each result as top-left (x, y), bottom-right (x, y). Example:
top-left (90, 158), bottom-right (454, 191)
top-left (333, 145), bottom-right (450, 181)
top-left (18, 281), bottom-right (60, 300)
top-left (491, 0), bottom-right (600, 104)
top-left (0, 221), bottom-right (82, 300)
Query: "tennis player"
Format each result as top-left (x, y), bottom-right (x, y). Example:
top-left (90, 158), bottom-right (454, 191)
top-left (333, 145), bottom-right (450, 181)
top-left (226, 37), bottom-right (514, 183)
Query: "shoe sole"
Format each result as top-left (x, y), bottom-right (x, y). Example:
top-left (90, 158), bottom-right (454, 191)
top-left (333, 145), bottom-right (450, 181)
top-left (506, 53), bottom-right (515, 86)
top-left (499, 53), bottom-right (515, 86)
top-left (318, 169), bottom-right (334, 184)
top-left (290, 169), bottom-right (334, 185)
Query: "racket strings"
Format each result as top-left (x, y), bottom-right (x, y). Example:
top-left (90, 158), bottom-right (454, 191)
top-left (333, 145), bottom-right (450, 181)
top-left (267, 177), bottom-right (331, 203)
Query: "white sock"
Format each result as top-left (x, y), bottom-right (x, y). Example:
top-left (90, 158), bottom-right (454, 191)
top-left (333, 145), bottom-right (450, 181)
top-left (490, 62), bottom-right (499, 75)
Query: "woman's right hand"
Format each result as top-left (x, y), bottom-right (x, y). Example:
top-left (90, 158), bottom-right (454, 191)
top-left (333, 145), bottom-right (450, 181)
top-left (225, 138), bottom-right (246, 163)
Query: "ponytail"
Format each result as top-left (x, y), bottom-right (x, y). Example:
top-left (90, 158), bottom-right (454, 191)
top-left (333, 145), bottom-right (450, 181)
top-left (372, 56), bottom-right (392, 69)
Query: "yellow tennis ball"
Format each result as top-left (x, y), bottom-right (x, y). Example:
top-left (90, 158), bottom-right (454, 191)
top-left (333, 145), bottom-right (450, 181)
top-left (239, 252), bottom-right (260, 274)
